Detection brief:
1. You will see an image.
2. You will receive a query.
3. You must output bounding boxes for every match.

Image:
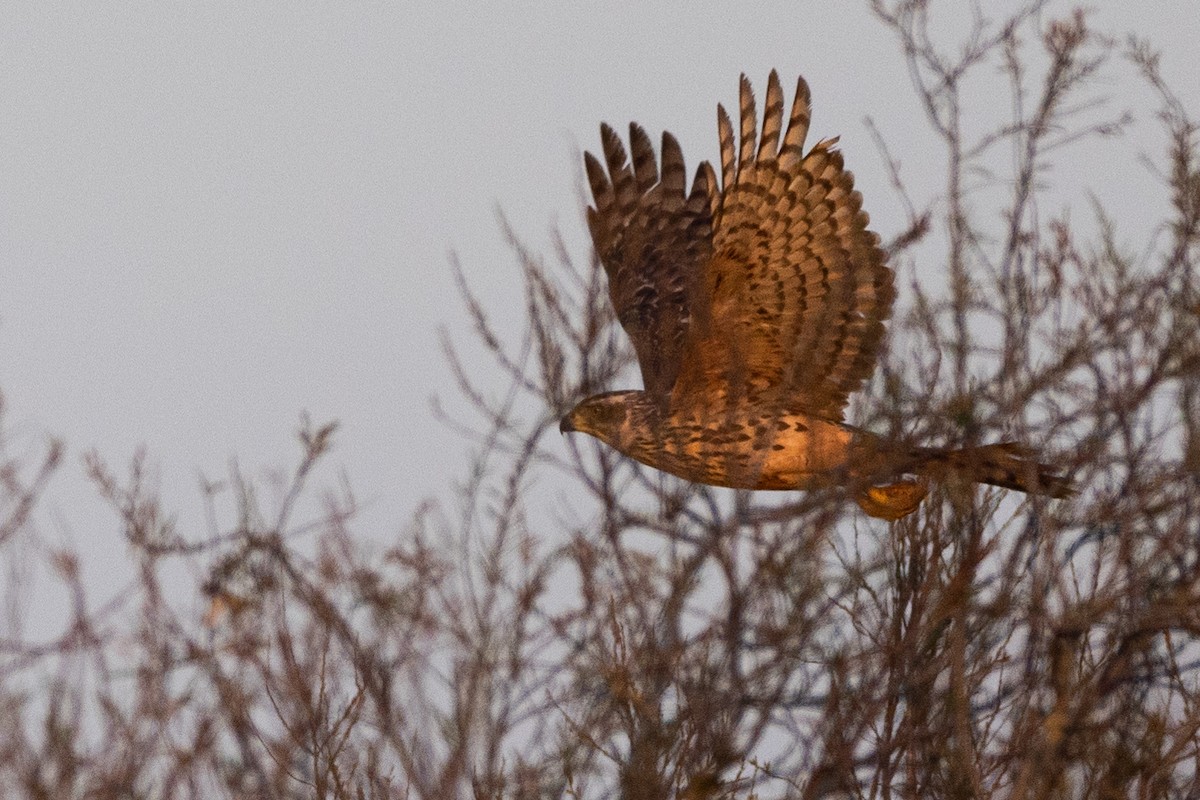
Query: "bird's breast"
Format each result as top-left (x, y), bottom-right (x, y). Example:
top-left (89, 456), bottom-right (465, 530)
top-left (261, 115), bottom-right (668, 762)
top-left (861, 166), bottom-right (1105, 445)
top-left (627, 408), bottom-right (855, 490)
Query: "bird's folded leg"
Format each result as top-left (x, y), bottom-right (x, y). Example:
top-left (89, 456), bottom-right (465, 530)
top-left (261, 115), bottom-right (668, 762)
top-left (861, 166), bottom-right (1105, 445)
top-left (855, 479), bottom-right (928, 521)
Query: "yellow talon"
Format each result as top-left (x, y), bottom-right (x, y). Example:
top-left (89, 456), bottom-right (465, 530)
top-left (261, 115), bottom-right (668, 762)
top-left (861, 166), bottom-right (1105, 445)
top-left (856, 480), bottom-right (929, 520)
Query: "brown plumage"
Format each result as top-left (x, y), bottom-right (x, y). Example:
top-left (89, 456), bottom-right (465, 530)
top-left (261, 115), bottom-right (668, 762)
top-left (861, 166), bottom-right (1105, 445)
top-left (561, 72), bottom-right (1071, 519)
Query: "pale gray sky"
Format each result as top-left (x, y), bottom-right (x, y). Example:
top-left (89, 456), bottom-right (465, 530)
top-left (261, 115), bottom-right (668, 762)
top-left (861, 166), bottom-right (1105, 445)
top-left (2, 3), bottom-right (1197, 613)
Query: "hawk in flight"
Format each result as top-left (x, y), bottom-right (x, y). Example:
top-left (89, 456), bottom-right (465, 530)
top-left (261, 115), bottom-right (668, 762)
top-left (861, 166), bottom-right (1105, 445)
top-left (560, 71), bottom-right (1070, 519)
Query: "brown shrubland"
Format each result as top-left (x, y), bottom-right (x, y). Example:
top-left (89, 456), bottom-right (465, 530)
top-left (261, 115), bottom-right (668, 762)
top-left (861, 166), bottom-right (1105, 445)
top-left (2, 4), bottom-right (1199, 798)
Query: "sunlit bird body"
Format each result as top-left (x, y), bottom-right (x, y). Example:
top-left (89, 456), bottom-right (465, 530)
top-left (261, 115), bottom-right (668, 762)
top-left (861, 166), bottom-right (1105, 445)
top-left (560, 72), bottom-right (1070, 519)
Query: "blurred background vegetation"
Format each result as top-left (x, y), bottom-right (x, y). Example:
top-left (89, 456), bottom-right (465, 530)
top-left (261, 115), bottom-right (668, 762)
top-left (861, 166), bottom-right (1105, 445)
top-left (2, 3), bottom-right (1199, 798)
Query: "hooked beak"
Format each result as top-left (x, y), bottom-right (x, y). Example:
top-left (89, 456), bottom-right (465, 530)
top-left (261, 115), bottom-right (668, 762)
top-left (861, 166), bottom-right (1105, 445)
top-left (559, 414), bottom-right (576, 434)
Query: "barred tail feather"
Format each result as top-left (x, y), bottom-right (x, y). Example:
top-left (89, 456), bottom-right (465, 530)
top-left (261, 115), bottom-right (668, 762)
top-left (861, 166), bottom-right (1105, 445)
top-left (915, 442), bottom-right (1073, 499)
top-left (854, 442), bottom-right (1072, 520)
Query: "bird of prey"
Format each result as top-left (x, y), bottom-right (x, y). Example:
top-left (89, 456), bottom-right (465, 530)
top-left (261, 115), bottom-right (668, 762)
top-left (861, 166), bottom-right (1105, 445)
top-left (559, 71), bottom-right (1071, 520)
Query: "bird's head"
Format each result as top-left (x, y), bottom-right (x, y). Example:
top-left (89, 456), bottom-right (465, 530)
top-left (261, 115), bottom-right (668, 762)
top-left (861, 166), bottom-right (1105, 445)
top-left (559, 390), bottom-right (652, 451)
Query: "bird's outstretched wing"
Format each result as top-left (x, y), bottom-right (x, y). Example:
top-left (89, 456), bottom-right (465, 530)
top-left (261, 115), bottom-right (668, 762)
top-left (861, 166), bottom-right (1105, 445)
top-left (584, 124), bottom-right (713, 401)
top-left (672, 71), bottom-right (895, 421)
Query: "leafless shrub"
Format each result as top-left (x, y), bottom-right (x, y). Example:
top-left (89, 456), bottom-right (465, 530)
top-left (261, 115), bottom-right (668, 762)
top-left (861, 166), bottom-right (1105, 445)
top-left (1, 3), bottom-right (1199, 798)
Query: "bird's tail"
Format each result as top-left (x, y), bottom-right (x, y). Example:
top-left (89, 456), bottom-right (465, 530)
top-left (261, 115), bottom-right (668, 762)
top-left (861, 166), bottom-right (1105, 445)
top-left (913, 442), bottom-right (1073, 498)
top-left (854, 442), bottom-right (1072, 520)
